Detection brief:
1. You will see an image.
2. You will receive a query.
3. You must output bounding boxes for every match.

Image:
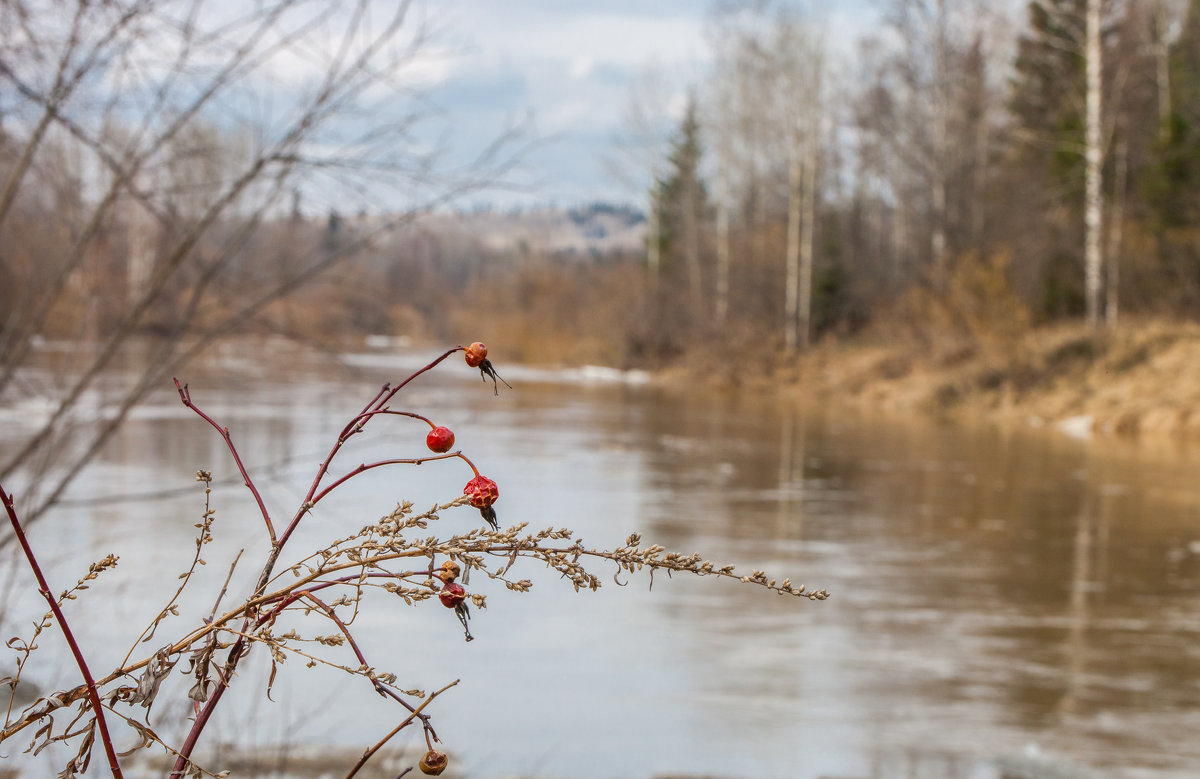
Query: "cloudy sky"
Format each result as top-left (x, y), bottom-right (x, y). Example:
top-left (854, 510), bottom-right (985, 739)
top-left (418, 1), bottom-right (877, 209)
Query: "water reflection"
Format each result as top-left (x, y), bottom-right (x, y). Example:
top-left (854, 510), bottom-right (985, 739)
top-left (3, 354), bottom-right (1200, 778)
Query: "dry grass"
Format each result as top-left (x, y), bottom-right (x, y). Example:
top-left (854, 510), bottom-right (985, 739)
top-left (787, 317), bottom-right (1200, 439)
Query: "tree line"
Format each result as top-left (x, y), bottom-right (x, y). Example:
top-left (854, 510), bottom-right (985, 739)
top-left (6, 0), bottom-right (1200, 382)
top-left (631, 0), bottom-right (1200, 361)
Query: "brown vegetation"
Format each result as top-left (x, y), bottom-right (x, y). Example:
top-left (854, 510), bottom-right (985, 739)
top-left (784, 317), bottom-right (1200, 441)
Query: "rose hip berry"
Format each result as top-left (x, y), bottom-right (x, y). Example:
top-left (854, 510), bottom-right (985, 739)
top-left (463, 474), bottom-right (498, 508)
top-left (438, 581), bottom-right (467, 608)
top-left (464, 341), bottom-right (488, 368)
top-left (419, 749), bottom-right (448, 775)
top-left (464, 341), bottom-right (511, 395)
top-left (439, 581), bottom-right (473, 641)
top-left (425, 425), bottom-right (455, 453)
top-left (463, 474), bottom-right (500, 530)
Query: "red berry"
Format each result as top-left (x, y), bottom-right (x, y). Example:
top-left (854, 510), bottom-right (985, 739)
top-left (426, 426), bottom-right (455, 453)
top-left (439, 582), bottom-right (467, 608)
top-left (463, 474), bottom-right (498, 508)
top-left (419, 749), bottom-right (448, 775)
top-left (464, 341), bottom-right (488, 368)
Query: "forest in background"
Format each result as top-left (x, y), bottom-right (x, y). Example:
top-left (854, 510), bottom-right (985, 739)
top-left (6, 0), bottom-right (1200, 376)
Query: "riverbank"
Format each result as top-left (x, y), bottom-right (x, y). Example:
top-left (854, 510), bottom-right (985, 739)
top-left (153, 318), bottom-right (1200, 442)
top-left (785, 318), bottom-right (1200, 440)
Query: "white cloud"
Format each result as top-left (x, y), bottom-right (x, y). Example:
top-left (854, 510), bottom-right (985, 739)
top-left (568, 55), bottom-right (596, 80)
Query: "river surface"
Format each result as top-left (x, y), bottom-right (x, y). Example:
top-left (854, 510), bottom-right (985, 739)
top-left (2, 345), bottom-right (1200, 778)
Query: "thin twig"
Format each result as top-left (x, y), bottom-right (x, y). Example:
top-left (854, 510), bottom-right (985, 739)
top-left (174, 380), bottom-right (276, 543)
top-left (343, 679), bottom-right (460, 779)
top-left (280, 347), bottom-right (463, 548)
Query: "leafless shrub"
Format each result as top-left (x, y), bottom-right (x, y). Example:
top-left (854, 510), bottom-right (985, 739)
top-left (0, 344), bottom-right (827, 778)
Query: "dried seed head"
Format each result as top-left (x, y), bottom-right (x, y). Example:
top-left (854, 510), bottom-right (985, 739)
top-left (434, 561), bottom-right (461, 584)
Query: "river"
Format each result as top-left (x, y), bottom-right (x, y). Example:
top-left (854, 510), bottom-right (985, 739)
top-left (2, 343), bottom-right (1199, 778)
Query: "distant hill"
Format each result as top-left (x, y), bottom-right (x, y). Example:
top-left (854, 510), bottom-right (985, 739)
top-left (417, 203), bottom-right (646, 256)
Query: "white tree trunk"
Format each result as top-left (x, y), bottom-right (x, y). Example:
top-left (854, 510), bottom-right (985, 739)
top-left (1084, 0), bottom-right (1104, 330)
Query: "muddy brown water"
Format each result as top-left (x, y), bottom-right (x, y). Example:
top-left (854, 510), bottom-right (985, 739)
top-left (2, 348), bottom-right (1199, 778)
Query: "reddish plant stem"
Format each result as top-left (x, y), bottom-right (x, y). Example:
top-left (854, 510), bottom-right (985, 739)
top-left (173, 379), bottom-right (275, 543)
top-left (257, 570), bottom-right (434, 623)
top-left (309, 452), bottom-right (473, 507)
top-left (291, 592), bottom-right (371, 664)
top-left (168, 637), bottom-right (240, 779)
top-left (0, 485), bottom-right (124, 778)
top-left (256, 588), bottom-right (436, 730)
top-left (343, 679), bottom-right (459, 779)
top-left (171, 347), bottom-right (463, 774)
top-left (348, 408), bottom-right (437, 429)
top-left (282, 347), bottom-right (462, 547)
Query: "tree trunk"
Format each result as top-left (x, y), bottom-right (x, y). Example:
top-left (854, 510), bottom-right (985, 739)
top-left (1106, 135), bottom-right (1127, 328)
top-left (930, 0), bottom-right (949, 291)
top-left (798, 135), bottom-right (818, 352)
top-left (1084, 0), bottom-right (1104, 331)
top-left (785, 151), bottom-right (802, 353)
top-left (1156, 0), bottom-right (1171, 140)
top-left (646, 192), bottom-right (661, 280)
top-left (682, 177), bottom-right (703, 318)
top-left (715, 166), bottom-right (730, 325)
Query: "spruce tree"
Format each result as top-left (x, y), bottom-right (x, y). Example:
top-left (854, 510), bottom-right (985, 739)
top-left (1148, 0), bottom-right (1200, 227)
top-left (651, 97), bottom-right (709, 319)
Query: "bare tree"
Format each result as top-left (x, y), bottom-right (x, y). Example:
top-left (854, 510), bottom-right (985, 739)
top-left (773, 17), bottom-right (825, 353)
top-left (0, 0), bottom-right (527, 532)
top-left (608, 63), bottom-right (676, 282)
top-left (856, 0), bottom-right (1001, 290)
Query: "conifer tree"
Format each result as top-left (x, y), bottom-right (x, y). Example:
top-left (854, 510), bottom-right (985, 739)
top-left (652, 97), bottom-right (709, 323)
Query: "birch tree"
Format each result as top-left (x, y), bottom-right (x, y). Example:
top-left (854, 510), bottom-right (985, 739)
top-left (857, 0), bottom-right (999, 292)
top-left (1085, 0), bottom-right (1105, 329)
top-left (775, 20), bottom-right (825, 352)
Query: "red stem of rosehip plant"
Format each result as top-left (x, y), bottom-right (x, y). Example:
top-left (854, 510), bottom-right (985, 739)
top-left (0, 485), bottom-right (124, 778)
top-left (351, 409), bottom-right (437, 429)
top-left (308, 452), bottom-right (473, 506)
top-left (278, 346), bottom-right (463, 548)
top-left (170, 347), bottom-right (465, 775)
top-left (174, 379), bottom-right (276, 544)
top-left (279, 590), bottom-right (441, 736)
